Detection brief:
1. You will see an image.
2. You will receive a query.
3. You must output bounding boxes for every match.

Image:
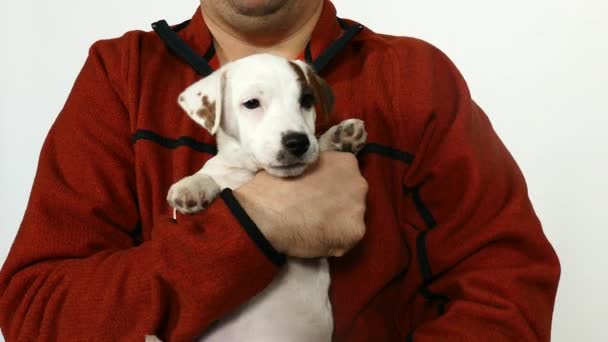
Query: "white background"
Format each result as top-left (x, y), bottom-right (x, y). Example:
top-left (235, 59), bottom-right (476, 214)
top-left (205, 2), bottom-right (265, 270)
top-left (1, 0), bottom-right (606, 341)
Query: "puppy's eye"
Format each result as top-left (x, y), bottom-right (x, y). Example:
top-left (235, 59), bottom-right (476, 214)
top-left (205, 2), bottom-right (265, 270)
top-left (243, 99), bottom-right (261, 109)
top-left (300, 93), bottom-right (315, 109)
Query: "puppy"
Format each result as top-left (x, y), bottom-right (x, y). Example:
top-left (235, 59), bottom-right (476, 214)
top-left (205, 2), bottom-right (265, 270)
top-left (159, 54), bottom-right (366, 341)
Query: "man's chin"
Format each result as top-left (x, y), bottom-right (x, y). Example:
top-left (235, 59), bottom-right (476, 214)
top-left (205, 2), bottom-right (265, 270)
top-left (230, 0), bottom-right (287, 17)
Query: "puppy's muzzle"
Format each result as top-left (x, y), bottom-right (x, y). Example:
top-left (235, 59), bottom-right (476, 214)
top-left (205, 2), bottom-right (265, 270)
top-left (282, 132), bottom-right (310, 157)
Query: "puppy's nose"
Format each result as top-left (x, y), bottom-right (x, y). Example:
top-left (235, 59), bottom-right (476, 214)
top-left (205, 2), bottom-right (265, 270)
top-left (282, 132), bottom-right (310, 157)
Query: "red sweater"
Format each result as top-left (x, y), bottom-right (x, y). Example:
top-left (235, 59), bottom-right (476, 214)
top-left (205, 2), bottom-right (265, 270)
top-left (0, 1), bottom-right (560, 341)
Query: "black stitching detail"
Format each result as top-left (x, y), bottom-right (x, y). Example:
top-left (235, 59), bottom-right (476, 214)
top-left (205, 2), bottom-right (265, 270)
top-left (151, 19), bottom-right (214, 76)
top-left (172, 19), bottom-right (191, 32)
top-left (305, 43), bottom-right (313, 64)
top-left (312, 20), bottom-right (364, 73)
top-left (131, 130), bottom-right (217, 155)
top-left (359, 143), bottom-right (414, 164)
top-left (417, 230), bottom-right (433, 282)
top-left (220, 189), bottom-right (286, 267)
top-left (132, 130), bottom-right (417, 165)
top-left (128, 222), bottom-right (143, 246)
top-left (411, 186), bottom-right (437, 229)
top-left (404, 185), bottom-right (451, 336)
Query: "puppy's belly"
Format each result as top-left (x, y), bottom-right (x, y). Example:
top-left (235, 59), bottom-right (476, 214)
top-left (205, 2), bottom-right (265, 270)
top-left (199, 258), bottom-right (333, 342)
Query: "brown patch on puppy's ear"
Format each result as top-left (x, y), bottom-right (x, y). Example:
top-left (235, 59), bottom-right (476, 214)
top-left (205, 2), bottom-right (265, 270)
top-left (183, 70), bottom-right (226, 135)
top-left (288, 61), bottom-right (314, 100)
top-left (288, 61), bottom-right (305, 84)
top-left (305, 68), bottom-right (335, 123)
top-left (196, 95), bottom-right (216, 131)
top-left (289, 61), bottom-right (335, 124)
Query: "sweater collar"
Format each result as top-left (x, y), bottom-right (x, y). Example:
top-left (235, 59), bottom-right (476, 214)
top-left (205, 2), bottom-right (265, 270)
top-left (177, 0), bottom-right (347, 71)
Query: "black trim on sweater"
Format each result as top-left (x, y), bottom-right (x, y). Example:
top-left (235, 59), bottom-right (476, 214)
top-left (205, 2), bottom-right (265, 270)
top-left (131, 130), bottom-right (416, 165)
top-left (305, 43), bottom-right (314, 65)
top-left (404, 185), bottom-right (451, 340)
top-left (151, 19), bottom-right (215, 77)
top-left (172, 19), bottom-right (191, 33)
top-left (129, 222), bottom-right (143, 246)
top-left (416, 230), bottom-right (433, 283)
top-left (359, 143), bottom-right (414, 164)
top-left (220, 188), bottom-right (286, 267)
top-left (411, 186), bottom-right (437, 229)
top-left (337, 17), bottom-right (350, 30)
top-left (311, 21), bottom-right (364, 73)
top-left (202, 44), bottom-right (216, 63)
top-left (153, 17), bottom-right (362, 77)
top-left (131, 129), bottom-right (217, 155)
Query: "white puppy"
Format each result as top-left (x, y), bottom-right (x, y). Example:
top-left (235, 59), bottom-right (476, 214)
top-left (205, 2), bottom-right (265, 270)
top-left (160, 54), bottom-right (366, 342)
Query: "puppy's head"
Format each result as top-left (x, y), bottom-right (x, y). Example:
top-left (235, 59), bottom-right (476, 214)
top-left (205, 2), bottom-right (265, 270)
top-left (178, 54), bottom-right (334, 177)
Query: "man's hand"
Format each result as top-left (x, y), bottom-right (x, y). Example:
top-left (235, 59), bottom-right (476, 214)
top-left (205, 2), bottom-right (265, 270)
top-left (234, 151), bottom-right (368, 258)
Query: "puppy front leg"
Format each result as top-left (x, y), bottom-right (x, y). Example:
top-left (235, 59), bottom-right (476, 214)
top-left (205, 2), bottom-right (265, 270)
top-left (319, 118), bottom-right (367, 154)
top-left (167, 171), bottom-right (221, 214)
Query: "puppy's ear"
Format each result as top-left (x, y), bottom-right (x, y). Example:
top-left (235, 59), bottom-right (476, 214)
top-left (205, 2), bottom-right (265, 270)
top-left (177, 70), bottom-right (226, 135)
top-left (306, 68), bottom-right (335, 121)
top-left (290, 60), bottom-right (335, 122)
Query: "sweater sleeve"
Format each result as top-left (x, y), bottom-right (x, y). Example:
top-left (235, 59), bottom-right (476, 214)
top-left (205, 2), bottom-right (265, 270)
top-left (0, 40), bottom-right (283, 341)
top-left (399, 46), bottom-right (560, 341)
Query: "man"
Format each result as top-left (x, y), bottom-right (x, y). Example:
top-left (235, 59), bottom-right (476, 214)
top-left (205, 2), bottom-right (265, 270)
top-left (0, 0), bottom-right (560, 340)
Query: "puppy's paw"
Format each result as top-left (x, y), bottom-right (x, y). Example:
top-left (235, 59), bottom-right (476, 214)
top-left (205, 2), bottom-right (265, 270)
top-left (320, 118), bottom-right (367, 154)
top-left (167, 174), bottom-right (221, 214)
top-left (145, 336), bottom-right (163, 342)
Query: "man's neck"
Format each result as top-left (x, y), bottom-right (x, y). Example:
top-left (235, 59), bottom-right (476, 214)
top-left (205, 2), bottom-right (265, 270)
top-left (201, 1), bottom-right (323, 64)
